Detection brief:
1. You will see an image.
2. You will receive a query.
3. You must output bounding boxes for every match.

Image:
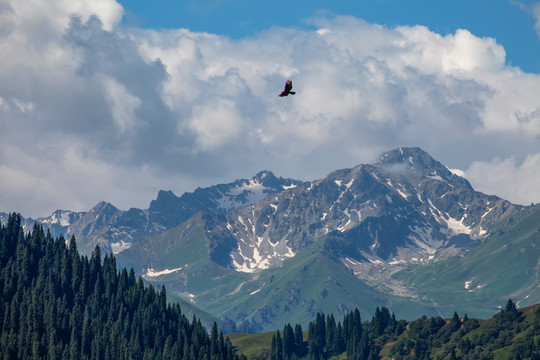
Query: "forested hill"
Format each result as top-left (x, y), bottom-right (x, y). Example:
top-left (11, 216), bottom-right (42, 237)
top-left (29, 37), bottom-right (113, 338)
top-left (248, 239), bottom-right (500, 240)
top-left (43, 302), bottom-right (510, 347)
top-left (260, 301), bottom-right (540, 360)
top-left (0, 213), bottom-right (244, 360)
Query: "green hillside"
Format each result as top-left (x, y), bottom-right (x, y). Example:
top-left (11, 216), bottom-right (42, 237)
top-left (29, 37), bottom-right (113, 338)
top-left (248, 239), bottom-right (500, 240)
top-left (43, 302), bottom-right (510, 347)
top-left (393, 205), bottom-right (540, 318)
top-left (220, 236), bottom-right (440, 332)
top-left (230, 301), bottom-right (540, 360)
top-left (116, 213), bottom-right (259, 329)
top-left (222, 237), bottom-right (385, 330)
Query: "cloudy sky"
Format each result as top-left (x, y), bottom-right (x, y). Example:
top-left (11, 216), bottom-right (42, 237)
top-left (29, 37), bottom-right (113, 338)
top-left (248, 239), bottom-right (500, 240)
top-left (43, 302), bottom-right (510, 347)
top-left (1, 0), bottom-right (540, 218)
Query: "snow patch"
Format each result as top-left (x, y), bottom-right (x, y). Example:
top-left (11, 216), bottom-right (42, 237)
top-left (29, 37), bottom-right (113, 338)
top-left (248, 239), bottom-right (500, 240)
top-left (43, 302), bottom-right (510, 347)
top-left (464, 279), bottom-right (483, 292)
top-left (110, 240), bottom-right (132, 254)
top-left (216, 179), bottom-right (271, 211)
top-left (408, 225), bottom-right (442, 253)
top-left (337, 221), bottom-right (350, 232)
top-left (232, 241), bottom-right (296, 273)
top-left (481, 206), bottom-right (494, 218)
top-left (145, 266), bottom-right (185, 277)
top-left (386, 179), bottom-right (408, 199)
top-left (445, 216), bottom-right (472, 235)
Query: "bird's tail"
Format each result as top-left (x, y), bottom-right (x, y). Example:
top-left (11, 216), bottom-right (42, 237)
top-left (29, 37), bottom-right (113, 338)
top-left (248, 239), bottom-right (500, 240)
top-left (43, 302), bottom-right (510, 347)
top-left (289, 91), bottom-right (296, 95)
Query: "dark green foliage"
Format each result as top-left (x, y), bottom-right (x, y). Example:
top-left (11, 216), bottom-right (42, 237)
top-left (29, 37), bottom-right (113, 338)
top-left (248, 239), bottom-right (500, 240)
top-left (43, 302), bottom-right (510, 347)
top-left (271, 307), bottom-right (397, 360)
top-left (0, 214), bottom-right (241, 360)
top-left (282, 324), bottom-right (295, 359)
top-left (266, 300), bottom-right (540, 360)
top-left (307, 313), bottom-right (326, 359)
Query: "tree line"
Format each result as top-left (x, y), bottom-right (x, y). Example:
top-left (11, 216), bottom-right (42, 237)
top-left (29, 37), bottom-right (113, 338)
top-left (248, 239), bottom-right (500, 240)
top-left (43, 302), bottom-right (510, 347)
top-left (270, 306), bottom-right (404, 360)
top-left (270, 299), bottom-right (540, 359)
top-left (0, 213), bottom-right (245, 360)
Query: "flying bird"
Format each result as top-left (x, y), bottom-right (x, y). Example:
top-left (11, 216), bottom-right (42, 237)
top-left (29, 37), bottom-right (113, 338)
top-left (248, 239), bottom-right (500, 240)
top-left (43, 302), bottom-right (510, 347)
top-left (278, 80), bottom-right (296, 97)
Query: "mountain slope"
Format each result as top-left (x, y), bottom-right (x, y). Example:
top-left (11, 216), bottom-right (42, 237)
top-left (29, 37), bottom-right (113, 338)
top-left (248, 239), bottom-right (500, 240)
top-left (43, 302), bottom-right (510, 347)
top-left (216, 235), bottom-right (443, 331)
top-left (115, 212), bottom-right (258, 320)
top-left (117, 222), bottom-right (442, 331)
top-left (393, 204), bottom-right (540, 318)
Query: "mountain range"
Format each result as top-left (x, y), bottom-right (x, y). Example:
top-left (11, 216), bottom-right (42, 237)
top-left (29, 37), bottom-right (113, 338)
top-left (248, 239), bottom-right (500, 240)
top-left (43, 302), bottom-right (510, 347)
top-left (3, 147), bottom-right (539, 332)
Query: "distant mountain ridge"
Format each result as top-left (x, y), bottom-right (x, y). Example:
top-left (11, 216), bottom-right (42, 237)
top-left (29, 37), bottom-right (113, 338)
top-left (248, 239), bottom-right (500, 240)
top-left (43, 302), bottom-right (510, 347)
top-left (1, 170), bottom-right (304, 255)
top-left (3, 147), bottom-right (537, 332)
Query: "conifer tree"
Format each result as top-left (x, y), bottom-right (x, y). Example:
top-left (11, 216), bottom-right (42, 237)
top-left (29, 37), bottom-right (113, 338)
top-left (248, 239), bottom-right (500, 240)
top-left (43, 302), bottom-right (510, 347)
top-left (294, 323), bottom-right (304, 357)
top-left (282, 323), bottom-right (295, 359)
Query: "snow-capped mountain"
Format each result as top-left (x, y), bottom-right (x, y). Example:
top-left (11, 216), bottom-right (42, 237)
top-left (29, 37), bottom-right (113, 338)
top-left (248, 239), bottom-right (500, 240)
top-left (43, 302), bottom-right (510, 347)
top-left (2, 171), bottom-right (303, 255)
top-left (0, 209), bottom-right (85, 239)
top-left (218, 147), bottom-right (517, 272)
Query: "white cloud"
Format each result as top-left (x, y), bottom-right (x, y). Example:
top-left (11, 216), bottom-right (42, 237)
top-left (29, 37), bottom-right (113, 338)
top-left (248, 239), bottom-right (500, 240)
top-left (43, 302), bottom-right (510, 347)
top-left (533, 2), bottom-right (540, 36)
top-left (188, 98), bottom-right (244, 150)
top-left (1, 0), bottom-right (540, 217)
top-left (102, 76), bottom-right (143, 133)
top-left (466, 154), bottom-right (540, 205)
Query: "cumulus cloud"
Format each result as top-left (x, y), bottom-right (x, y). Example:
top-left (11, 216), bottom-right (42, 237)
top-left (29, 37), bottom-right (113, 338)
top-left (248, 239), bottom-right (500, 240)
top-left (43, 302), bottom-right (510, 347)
top-left (1, 0), bottom-right (540, 217)
top-left (466, 154), bottom-right (540, 205)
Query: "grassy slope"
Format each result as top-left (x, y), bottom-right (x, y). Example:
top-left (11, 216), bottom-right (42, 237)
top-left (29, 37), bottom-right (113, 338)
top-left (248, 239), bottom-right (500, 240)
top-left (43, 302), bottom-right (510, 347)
top-left (118, 217), bottom-right (442, 331)
top-left (227, 332), bottom-right (275, 360)
top-left (115, 213), bottom-right (256, 325)
top-left (393, 205), bottom-right (540, 318)
top-left (219, 236), bottom-right (442, 332)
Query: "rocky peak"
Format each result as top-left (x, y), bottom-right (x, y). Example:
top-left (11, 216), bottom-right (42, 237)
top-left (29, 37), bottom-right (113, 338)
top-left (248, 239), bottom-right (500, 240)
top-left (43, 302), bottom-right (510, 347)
top-left (223, 147), bottom-right (521, 272)
top-left (376, 147), bottom-right (450, 177)
top-left (149, 190), bottom-right (179, 212)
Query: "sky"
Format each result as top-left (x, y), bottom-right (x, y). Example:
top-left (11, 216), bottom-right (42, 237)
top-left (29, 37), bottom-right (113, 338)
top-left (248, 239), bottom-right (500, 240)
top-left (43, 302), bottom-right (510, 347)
top-left (1, 0), bottom-right (540, 218)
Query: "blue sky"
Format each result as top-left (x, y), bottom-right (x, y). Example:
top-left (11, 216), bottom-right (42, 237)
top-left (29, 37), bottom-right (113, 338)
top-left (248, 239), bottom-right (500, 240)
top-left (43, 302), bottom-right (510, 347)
top-left (118, 0), bottom-right (540, 73)
top-left (1, 0), bottom-right (540, 217)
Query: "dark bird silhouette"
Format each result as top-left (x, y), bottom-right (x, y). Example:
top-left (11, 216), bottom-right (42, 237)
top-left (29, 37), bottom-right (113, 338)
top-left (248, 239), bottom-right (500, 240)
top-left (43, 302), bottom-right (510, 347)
top-left (278, 80), bottom-right (296, 97)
